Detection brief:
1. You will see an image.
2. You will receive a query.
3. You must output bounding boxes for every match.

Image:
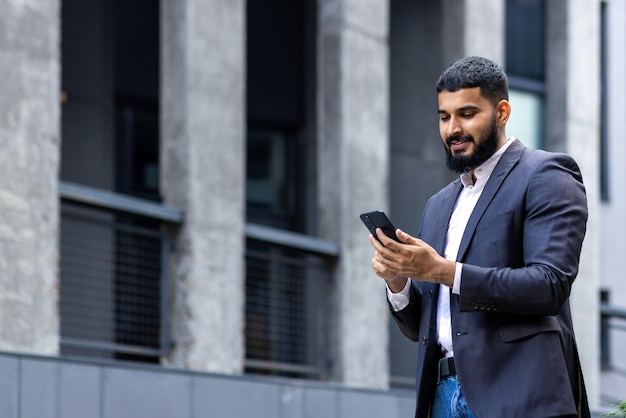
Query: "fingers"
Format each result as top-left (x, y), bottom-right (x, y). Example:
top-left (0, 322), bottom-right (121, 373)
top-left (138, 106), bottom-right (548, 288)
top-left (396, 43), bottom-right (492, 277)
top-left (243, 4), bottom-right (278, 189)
top-left (371, 251), bottom-right (397, 281)
top-left (374, 228), bottom-right (399, 248)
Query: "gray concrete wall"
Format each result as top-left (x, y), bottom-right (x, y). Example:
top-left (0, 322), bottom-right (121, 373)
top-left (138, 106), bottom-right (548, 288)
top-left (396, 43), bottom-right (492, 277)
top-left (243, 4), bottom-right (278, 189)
top-left (442, 0), bottom-right (505, 65)
top-left (600, 0), bottom-right (626, 310)
top-left (317, 0), bottom-right (391, 389)
top-left (0, 0), bottom-right (60, 354)
top-left (546, 0), bottom-right (602, 409)
top-left (160, 0), bottom-right (246, 373)
top-left (463, 0), bottom-right (505, 64)
top-left (600, 0), bottom-right (626, 404)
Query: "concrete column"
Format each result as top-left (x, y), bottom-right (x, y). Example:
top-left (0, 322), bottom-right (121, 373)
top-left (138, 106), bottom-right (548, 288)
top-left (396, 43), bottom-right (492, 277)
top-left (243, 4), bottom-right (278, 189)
top-left (160, 0), bottom-right (246, 373)
top-left (547, 0), bottom-right (602, 409)
top-left (317, 0), bottom-right (390, 389)
top-left (599, 0), bottom-right (626, 406)
top-left (0, 1), bottom-right (61, 354)
top-left (601, 0), bottom-right (626, 308)
top-left (442, 0), bottom-right (505, 65)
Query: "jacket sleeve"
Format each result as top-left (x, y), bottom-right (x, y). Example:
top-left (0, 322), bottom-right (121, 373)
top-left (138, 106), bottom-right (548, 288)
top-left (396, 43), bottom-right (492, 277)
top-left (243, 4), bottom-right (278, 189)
top-left (389, 280), bottom-right (422, 341)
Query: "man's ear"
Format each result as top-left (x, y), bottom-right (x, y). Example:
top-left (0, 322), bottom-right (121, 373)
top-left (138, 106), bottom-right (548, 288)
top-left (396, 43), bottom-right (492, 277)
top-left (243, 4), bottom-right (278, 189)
top-left (496, 100), bottom-right (511, 126)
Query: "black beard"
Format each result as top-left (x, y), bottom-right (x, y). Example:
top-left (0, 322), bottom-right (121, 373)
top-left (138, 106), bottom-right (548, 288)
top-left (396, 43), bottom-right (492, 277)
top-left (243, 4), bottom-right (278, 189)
top-left (444, 119), bottom-right (499, 174)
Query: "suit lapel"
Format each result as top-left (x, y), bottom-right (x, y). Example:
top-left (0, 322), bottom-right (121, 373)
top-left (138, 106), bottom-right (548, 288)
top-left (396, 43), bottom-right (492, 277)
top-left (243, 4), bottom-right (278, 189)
top-left (432, 181), bottom-right (463, 255)
top-left (456, 140), bottom-right (525, 262)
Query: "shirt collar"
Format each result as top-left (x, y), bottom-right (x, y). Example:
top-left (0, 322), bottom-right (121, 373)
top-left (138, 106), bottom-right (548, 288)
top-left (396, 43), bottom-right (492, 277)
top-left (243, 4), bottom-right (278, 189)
top-left (460, 137), bottom-right (515, 187)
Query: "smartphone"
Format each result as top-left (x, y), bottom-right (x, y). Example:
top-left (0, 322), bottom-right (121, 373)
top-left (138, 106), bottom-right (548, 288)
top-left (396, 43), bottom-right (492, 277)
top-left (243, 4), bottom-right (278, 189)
top-left (359, 210), bottom-right (401, 243)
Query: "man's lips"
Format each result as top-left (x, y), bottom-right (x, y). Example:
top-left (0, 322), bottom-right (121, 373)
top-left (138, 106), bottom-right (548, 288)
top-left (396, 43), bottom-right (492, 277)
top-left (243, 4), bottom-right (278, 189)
top-left (447, 137), bottom-right (472, 152)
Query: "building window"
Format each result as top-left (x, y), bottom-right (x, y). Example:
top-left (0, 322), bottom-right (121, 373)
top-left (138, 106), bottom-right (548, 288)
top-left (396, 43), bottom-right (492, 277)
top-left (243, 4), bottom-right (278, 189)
top-left (507, 79), bottom-right (545, 150)
top-left (59, 0), bottom-right (165, 362)
top-left (506, 0), bottom-right (546, 149)
top-left (244, 0), bottom-right (328, 378)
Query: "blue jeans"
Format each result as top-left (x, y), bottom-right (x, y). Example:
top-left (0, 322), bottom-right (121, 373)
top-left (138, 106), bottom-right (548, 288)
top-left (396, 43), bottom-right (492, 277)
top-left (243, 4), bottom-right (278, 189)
top-left (432, 376), bottom-right (477, 418)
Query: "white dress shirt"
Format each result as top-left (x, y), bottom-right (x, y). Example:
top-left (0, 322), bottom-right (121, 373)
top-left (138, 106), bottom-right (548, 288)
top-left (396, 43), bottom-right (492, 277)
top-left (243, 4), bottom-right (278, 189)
top-left (387, 138), bottom-right (514, 358)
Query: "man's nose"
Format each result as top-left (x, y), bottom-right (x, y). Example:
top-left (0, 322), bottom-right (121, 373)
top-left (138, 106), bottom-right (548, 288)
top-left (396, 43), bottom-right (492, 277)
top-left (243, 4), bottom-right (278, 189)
top-left (446, 117), bottom-right (462, 137)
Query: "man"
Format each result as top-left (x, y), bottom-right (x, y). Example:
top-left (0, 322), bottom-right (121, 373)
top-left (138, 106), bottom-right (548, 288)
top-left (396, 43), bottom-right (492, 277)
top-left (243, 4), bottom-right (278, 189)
top-left (369, 56), bottom-right (589, 417)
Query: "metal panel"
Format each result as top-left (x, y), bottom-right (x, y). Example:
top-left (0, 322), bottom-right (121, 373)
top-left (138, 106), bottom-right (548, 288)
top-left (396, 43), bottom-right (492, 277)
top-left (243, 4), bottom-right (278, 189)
top-left (303, 387), bottom-right (338, 418)
top-left (191, 376), bottom-right (280, 418)
top-left (279, 386), bottom-right (305, 418)
top-left (102, 367), bottom-right (191, 418)
top-left (339, 389), bottom-right (399, 418)
top-left (0, 356), bottom-right (18, 418)
top-left (58, 363), bottom-right (101, 418)
top-left (20, 359), bottom-right (58, 418)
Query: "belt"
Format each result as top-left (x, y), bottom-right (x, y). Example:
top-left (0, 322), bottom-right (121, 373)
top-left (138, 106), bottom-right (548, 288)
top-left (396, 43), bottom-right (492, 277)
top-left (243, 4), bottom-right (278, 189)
top-left (437, 357), bottom-right (456, 382)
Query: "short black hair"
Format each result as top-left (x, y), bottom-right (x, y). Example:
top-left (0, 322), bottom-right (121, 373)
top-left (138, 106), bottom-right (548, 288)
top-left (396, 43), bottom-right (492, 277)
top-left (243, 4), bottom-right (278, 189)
top-left (436, 56), bottom-right (509, 105)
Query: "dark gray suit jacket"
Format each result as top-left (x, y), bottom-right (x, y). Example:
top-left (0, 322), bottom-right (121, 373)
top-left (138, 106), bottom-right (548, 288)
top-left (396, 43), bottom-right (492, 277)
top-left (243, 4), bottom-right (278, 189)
top-left (392, 140), bottom-right (590, 418)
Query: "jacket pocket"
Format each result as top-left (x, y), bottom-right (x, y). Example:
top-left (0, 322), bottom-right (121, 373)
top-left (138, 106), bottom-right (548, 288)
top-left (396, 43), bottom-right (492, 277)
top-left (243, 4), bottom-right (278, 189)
top-left (499, 316), bottom-right (561, 342)
top-left (476, 210), bottom-right (514, 231)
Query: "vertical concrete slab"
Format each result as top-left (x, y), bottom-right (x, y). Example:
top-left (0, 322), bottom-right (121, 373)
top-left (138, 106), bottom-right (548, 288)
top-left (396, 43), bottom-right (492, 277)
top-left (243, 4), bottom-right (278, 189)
top-left (0, 0), bottom-right (60, 354)
top-left (317, 0), bottom-right (391, 389)
top-left (546, 0), bottom-right (601, 409)
top-left (601, 0), bottom-right (626, 315)
top-left (546, 0), bottom-right (602, 409)
top-left (442, 0), bottom-right (505, 66)
top-left (464, 0), bottom-right (505, 64)
top-left (160, 0), bottom-right (246, 373)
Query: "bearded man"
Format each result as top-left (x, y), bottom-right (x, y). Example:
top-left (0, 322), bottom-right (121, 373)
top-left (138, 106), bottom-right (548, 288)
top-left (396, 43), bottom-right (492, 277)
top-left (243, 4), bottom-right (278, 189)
top-left (368, 56), bottom-right (590, 418)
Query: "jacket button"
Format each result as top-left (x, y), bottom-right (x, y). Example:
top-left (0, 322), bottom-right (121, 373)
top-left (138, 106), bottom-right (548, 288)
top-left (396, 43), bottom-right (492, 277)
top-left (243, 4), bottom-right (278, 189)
top-left (478, 304), bottom-right (485, 311)
top-left (421, 337), bottom-right (427, 345)
top-left (471, 302), bottom-right (478, 310)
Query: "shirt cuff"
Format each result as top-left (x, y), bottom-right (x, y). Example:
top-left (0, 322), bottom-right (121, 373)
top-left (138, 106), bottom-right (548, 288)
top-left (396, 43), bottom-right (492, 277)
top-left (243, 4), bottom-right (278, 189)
top-left (452, 262), bottom-right (462, 294)
top-left (387, 278), bottom-right (411, 312)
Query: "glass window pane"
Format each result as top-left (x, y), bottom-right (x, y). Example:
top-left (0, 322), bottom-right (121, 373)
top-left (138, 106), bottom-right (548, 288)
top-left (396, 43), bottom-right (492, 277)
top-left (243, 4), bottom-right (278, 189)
top-left (507, 89), bottom-right (543, 149)
top-left (506, 0), bottom-right (545, 81)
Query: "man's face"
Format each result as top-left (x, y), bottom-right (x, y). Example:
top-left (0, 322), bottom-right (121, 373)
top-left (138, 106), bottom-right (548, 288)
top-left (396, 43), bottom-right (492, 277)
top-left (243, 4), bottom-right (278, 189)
top-left (438, 87), bottom-right (505, 173)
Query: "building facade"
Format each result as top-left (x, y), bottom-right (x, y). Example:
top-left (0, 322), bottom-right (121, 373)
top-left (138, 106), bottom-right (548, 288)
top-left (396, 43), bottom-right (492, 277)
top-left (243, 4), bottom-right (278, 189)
top-left (0, 0), bottom-right (622, 416)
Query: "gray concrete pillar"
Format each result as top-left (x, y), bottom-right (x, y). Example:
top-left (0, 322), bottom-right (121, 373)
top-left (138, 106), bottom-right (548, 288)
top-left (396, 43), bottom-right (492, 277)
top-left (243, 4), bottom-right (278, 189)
top-left (317, 0), bottom-right (390, 389)
top-left (160, 0), bottom-right (246, 373)
top-left (546, 0), bottom-right (601, 409)
top-left (0, 0), bottom-right (61, 354)
top-left (442, 0), bottom-right (505, 65)
top-left (601, 0), bottom-right (626, 312)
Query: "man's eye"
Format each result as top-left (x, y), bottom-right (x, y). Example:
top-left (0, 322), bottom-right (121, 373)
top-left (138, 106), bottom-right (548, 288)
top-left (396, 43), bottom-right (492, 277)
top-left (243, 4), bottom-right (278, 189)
top-left (439, 115), bottom-right (450, 121)
top-left (462, 113), bottom-right (475, 118)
